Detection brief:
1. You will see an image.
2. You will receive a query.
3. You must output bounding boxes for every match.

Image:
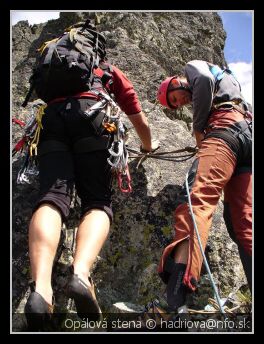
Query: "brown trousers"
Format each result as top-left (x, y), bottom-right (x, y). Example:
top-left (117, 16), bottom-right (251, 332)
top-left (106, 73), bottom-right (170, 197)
top-left (158, 137), bottom-right (252, 291)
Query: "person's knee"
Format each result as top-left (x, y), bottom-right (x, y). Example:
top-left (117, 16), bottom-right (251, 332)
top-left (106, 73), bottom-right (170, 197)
top-left (81, 208), bottom-right (110, 223)
top-left (81, 205), bottom-right (113, 224)
top-left (30, 203), bottom-right (63, 240)
top-left (33, 195), bottom-right (70, 223)
top-left (31, 203), bottom-right (62, 222)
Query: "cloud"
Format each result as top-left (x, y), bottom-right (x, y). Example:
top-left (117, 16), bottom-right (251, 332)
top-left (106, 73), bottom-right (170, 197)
top-left (11, 11), bottom-right (60, 25)
top-left (228, 62), bottom-right (253, 105)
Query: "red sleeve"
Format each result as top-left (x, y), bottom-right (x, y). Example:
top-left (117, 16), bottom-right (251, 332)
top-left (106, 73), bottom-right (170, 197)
top-left (110, 65), bottom-right (142, 115)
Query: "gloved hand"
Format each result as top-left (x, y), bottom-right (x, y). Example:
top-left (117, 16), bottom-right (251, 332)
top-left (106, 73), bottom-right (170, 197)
top-left (140, 139), bottom-right (160, 153)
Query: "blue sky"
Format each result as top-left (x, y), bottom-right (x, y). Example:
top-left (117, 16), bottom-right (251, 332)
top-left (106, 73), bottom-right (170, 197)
top-left (11, 11), bottom-right (60, 26)
top-left (218, 11), bottom-right (253, 105)
top-left (11, 11), bottom-right (253, 104)
top-left (218, 11), bottom-right (252, 64)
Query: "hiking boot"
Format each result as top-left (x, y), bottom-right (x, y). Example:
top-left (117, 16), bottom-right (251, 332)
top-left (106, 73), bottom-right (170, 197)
top-left (24, 282), bottom-right (54, 332)
top-left (137, 297), bottom-right (189, 332)
top-left (66, 268), bottom-right (102, 321)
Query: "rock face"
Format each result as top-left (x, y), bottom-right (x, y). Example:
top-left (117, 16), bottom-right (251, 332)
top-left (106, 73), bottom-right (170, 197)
top-left (12, 12), bottom-right (250, 331)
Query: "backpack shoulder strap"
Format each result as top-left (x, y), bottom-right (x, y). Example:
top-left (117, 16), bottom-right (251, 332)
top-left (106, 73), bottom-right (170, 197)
top-left (42, 41), bottom-right (57, 65)
top-left (93, 62), bottom-right (113, 90)
top-left (209, 64), bottom-right (225, 81)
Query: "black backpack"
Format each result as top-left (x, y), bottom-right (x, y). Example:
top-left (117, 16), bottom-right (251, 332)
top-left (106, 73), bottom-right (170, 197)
top-left (22, 19), bottom-right (107, 107)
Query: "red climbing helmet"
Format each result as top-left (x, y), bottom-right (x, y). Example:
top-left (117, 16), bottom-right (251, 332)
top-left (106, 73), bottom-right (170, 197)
top-left (157, 76), bottom-right (176, 109)
top-left (157, 76), bottom-right (189, 109)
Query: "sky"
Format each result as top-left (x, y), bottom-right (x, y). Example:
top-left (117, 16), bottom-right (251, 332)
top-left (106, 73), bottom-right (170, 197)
top-left (11, 10), bottom-right (253, 104)
top-left (218, 11), bottom-right (253, 105)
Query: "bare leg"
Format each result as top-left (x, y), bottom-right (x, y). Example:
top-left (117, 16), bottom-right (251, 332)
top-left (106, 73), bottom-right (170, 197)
top-left (29, 203), bottom-right (62, 305)
top-left (174, 239), bottom-right (189, 264)
top-left (73, 209), bottom-right (110, 286)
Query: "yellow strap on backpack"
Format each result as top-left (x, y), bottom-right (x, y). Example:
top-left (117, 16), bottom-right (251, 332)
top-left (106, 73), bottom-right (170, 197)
top-left (37, 38), bottom-right (60, 55)
top-left (69, 28), bottom-right (77, 42)
top-left (29, 104), bottom-right (47, 156)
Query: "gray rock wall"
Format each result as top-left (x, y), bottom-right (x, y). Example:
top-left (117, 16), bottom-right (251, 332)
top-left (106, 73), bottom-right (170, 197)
top-left (12, 12), bottom-right (250, 330)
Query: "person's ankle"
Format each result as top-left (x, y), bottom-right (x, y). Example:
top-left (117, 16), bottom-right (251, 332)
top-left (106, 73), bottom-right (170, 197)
top-left (34, 284), bottom-right (53, 305)
top-left (72, 266), bottom-right (91, 288)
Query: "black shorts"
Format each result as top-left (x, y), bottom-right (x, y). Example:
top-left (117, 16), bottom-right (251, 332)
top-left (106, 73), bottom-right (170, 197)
top-left (33, 98), bottom-right (114, 223)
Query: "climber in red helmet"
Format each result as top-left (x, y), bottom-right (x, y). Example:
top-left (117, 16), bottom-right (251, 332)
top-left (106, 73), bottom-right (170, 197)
top-left (157, 76), bottom-right (191, 109)
top-left (145, 59), bottom-right (252, 318)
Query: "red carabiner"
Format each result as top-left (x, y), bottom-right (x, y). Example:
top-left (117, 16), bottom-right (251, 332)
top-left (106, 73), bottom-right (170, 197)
top-left (13, 137), bottom-right (26, 153)
top-left (118, 166), bottom-right (132, 193)
top-left (12, 118), bottom-right (26, 127)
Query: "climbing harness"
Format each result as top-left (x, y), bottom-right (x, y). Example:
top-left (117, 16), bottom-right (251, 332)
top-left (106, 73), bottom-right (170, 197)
top-left (14, 91), bottom-right (198, 192)
top-left (89, 92), bottom-right (131, 192)
top-left (185, 170), bottom-right (225, 314)
top-left (13, 93), bottom-right (132, 192)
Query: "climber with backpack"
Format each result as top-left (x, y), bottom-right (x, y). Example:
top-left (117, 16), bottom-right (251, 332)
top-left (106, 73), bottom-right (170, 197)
top-left (140, 59), bottom-right (252, 320)
top-left (22, 19), bottom-right (159, 330)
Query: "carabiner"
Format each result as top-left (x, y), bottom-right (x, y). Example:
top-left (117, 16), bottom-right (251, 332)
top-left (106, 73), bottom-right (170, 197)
top-left (108, 140), bottom-right (123, 157)
top-left (117, 166), bottom-right (132, 193)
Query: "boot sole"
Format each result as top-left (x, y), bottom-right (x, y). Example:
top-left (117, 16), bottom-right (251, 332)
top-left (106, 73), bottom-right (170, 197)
top-left (67, 282), bottom-right (102, 320)
top-left (24, 292), bottom-right (52, 331)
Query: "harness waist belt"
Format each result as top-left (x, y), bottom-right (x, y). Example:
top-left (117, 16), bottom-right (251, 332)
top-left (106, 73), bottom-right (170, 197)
top-left (38, 140), bottom-right (69, 156)
top-left (205, 120), bottom-right (252, 165)
top-left (212, 101), bottom-right (246, 116)
top-left (205, 129), bottom-right (240, 159)
top-left (73, 135), bottom-right (111, 153)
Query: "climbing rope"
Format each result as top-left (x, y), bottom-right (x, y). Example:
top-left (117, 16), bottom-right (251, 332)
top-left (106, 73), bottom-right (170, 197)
top-left (187, 298), bottom-right (242, 315)
top-left (127, 146), bottom-right (197, 169)
top-left (185, 170), bottom-right (225, 314)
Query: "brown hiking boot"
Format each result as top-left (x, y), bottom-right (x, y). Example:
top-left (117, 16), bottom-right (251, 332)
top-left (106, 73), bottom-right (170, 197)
top-left (66, 268), bottom-right (102, 321)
